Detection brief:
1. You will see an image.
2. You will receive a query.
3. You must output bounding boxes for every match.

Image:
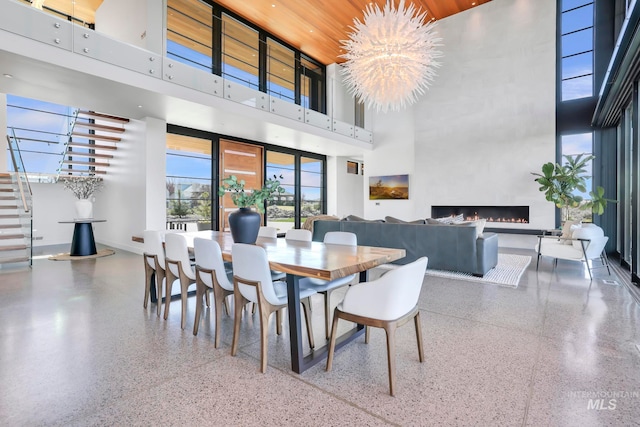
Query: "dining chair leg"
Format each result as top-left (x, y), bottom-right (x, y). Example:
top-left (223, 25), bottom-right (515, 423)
top-left (324, 290), bottom-right (333, 340)
top-left (275, 308), bottom-right (282, 336)
top-left (205, 288), bottom-right (211, 307)
top-left (258, 302), bottom-right (270, 373)
top-left (213, 284), bottom-right (225, 348)
top-left (326, 310), bottom-right (341, 372)
top-left (365, 325), bottom-right (370, 344)
top-left (414, 311), bottom-right (424, 363)
top-left (180, 276), bottom-right (189, 330)
top-left (155, 268), bottom-right (165, 317)
top-left (143, 259), bottom-right (153, 309)
top-left (384, 323), bottom-right (397, 397)
top-left (301, 297), bottom-right (315, 349)
top-left (193, 278), bottom-right (205, 336)
top-left (231, 289), bottom-right (245, 357)
top-left (163, 270), bottom-right (175, 321)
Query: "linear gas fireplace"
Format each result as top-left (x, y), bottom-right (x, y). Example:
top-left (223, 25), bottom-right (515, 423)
top-left (431, 206), bottom-right (530, 224)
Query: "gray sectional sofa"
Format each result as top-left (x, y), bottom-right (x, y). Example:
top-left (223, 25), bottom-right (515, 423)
top-left (312, 219), bottom-right (499, 276)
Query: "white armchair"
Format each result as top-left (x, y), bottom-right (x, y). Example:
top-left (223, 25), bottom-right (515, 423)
top-left (535, 223), bottom-right (611, 280)
top-left (326, 257), bottom-right (428, 396)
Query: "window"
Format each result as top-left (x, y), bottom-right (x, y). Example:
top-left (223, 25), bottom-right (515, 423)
top-left (166, 0), bottom-right (213, 72)
top-left (560, 1), bottom-right (594, 101)
top-left (166, 133), bottom-right (213, 231)
top-left (165, 1), bottom-right (325, 113)
top-left (266, 152), bottom-right (295, 231)
top-left (561, 132), bottom-right (593, 222)
top-left (6, 95), bottom-right (74, 180)
top-left (347, 161), bottom-right (359, 175)
top-left (300, 156), bottom-right (324, 225)
top-left (222, 14), bottom-right (260, 89)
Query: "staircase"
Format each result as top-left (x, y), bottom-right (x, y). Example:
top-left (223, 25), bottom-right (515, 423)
top-left (59, 110), bottom-right (130, 176)
top-left (0, 173), bottom-right (31, 266)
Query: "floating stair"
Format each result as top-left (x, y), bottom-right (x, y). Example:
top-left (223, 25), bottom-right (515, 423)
top-left (59, 110), bottom-right (130, 176)
top-left (0, 173), bottom-right (31, 267)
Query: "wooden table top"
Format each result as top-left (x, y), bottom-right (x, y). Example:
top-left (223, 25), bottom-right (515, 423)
top-left (138, 230), bottom-right (405, 281)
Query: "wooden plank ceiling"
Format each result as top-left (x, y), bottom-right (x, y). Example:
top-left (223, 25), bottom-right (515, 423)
top-left (214, 0), bottom-right (492, 65)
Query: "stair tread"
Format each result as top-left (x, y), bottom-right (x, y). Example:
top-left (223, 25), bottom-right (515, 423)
top-left (0, 245), bottom-right (28, 251)
top-left (0, 214), bottom-right (19, 218)
top-left (67, 142), bottom-right (117, 151)
top-left (0, 234), bottom-right (25, 239)
top-left (63, 159), bottom-right (109, 167)
top-left (0, 257), bottom-right (30, 264)
top-left (0, 224), bottom-right (22, 229)
top-left (62, 151), bottom-right (114, 159)
top-left (74, 122), bottom-right (125, 133)
top-left (71, 132), bottom-right (121, 142)
top-left (59, 169), bottom-right (107, 175)
top-left (77, 110), bottom-right (130, 124)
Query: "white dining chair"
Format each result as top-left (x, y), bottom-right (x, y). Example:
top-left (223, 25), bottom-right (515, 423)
top-left (142, 230), bottom-right (165, 316)
top-left (193, 237), bottom-right (235, 347)
top-left (164, 233), bottom-right (201, 329)
top-left (259, 226), bottom-right (287, 282)
top-left (299, 231), bottom-right (358, 339)
top-left (285, 229), bottom-right (312, 242)
top-left (326, 257), bottom-right (429, 396)
top-left (231, 243), bottom-right (317, 373)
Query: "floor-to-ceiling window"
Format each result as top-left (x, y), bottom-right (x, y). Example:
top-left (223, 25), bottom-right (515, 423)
top-left (166, 132), bottom-right (213, 231)
top-left (560, 132), bottom-right (594, 222)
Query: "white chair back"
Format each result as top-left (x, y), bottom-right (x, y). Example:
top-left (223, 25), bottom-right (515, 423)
top-left (232, 243), bottom-right (279, 304)
top-left (165, 233), bottom-right (195, 280)
top-left (143, 230), bottom-right (165, 269)
top-left (258, 226), bottom-right (278, 238)
top-left (324, 231), bottom-right (357, 246)
top-left (341, 257), bottom-right (428, 320)
top-left (572, 224), bottom-right (607, 259)
top-left (193, 238), bottom-right (233, 291)
top-left (285, 229), bottom-right (312, 242)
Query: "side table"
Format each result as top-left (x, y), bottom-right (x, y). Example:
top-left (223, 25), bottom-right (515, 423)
top-left (59, 219), bottom-right (106, 256)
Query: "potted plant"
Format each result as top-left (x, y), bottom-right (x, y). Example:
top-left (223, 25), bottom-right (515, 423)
top-left (532, 154), bottom-right (610, 222)
top-left (218, 174), bottom-right (285, 243)
top-left (61, 176), bottom-right (104, 219)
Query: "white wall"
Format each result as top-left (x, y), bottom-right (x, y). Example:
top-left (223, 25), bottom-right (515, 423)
top-left (326, 63), bottom-right (356, 126)
top-left (95, 0), bottom-right (164, 54)
top-left (363, 109), bottom-right (417, 220)
top-left (363, 0), bottom-right (556, 228)
top-left (0, 93), bottom-right (6, 172)
top-left (333, 156), bottom-right (364, 218)
top-left (32, 182), bottom-right (77, 246)
top-left (92, 117), bottom-right (166, 254)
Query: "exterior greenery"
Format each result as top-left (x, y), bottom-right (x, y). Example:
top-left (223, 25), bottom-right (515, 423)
top-left (218, 175), bottom-right (285, 214)
top-left (532, 154), bottom-right (609, 221)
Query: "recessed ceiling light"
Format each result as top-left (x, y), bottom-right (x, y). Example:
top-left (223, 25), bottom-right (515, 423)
top-left (471, 2), bottom-right (476, 5)
top-left (309, 30), bottom-right (313, 33)
top-left (271, 4), bottom-right (275, 7)
top-left (137, 105), bottom-right (143, 108)
top-left (3, 73), bottom-right (13, 78)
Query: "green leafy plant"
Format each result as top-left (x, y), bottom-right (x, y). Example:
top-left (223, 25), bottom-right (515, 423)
top-left (170, 189), bottom-right (191, 218)
top-left (532, 153), bottom-right (611, 221)
top-left (218, 175), bottom-right (285, 214)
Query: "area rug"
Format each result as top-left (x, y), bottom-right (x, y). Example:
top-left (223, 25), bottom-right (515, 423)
top-left (49, 249), bottom-right (115, 261)
top-left (424, 253), bottom-right (531, 288)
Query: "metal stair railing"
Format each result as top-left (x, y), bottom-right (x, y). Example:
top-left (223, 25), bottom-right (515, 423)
top-left (6, 132), bottom-right (34, 266)
top-left (56, 108), bottom-right (80, 178)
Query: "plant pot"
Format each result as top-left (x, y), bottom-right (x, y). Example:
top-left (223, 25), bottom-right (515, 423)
top-left (228, 207), bottom-right (260, 244)
top-left (75, 199), bottom-right (93, 219)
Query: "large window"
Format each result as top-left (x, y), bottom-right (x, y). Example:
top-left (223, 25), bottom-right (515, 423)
top-left (561, 1), bottom-right (594, 101)
top-left (166, 133), bottom-right (213, 231)
top-left (6, 95), bottom-right (74, 180)
top-left (561, 132), bottom-right (593, 222)
top-left (166, 0), bottom-right (326, 113)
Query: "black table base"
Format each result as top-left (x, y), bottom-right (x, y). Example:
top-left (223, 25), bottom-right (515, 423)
top-left (70, 222), bottom-right (97, 256)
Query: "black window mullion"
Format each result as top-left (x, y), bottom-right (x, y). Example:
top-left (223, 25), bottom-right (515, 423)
top-left (212, 7), bottom-right (222, 76)
top-left (259, 33), bottom-right (268, 93)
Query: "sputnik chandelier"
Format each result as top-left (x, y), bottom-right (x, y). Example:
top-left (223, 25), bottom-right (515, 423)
top-left (340, 0), bottom-right (443, 113)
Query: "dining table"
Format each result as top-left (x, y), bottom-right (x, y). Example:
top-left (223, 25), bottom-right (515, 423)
top-left (173, 230), bottom-right (406, 373)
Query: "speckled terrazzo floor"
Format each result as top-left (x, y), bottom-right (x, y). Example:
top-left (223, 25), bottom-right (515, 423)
top-left (1, 245), bottom-right (639, 426)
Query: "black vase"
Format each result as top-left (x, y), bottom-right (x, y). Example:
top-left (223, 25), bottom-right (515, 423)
top-left (228, 207), bottom-right (261, 244)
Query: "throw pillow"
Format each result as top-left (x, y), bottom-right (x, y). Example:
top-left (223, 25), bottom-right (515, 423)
top-left (426, 218), bottom-right (444, 225)
top-left (561, 220), bottom-right (581, 245)
top-left (435, 214), bottom-right (464, 224)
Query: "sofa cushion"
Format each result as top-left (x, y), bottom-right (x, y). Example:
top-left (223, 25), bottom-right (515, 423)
top-left (343, 215), bottom-right (385, 222)
top-left (453, 218), bottom-right (487, 238)
top-left (426, 218), bottom-right (444, 225)
top-left (435, 214), bottom-right (464, 224)
top-left (385, 216), bottom-right (426, 224)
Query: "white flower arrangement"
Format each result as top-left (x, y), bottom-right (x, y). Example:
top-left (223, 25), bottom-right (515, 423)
top-left (61, 176), bottom-right (104, 200)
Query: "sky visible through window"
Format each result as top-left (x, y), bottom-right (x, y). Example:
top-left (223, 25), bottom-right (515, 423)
top-left (561, 1), bottom-right (594, 101)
